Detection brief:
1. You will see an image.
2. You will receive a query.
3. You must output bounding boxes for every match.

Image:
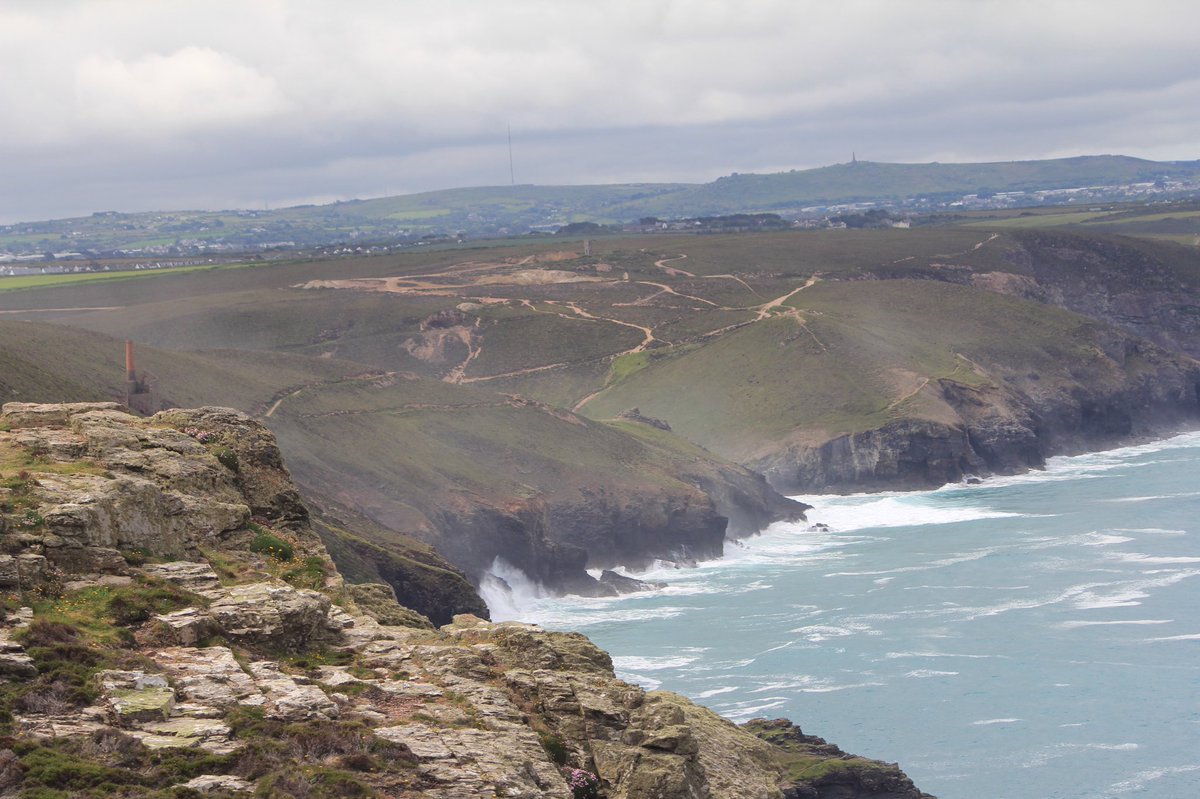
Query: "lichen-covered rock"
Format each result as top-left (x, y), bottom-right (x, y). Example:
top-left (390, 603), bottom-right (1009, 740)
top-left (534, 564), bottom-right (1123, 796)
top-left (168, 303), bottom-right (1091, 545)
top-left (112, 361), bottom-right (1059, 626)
top-left (153, 607), bottom-right (216, 646)
top-left (97, 671), bottom-right (176, 724)
top-left (152, 406), bottom-right (311, 529)
top-left (345, 581), bottom-right (434, 629)
top-left (246, 661), bottom-right (339, 721)
top-left (180, 774), bottom-right (253, 795)
top-left (207, 582), bottom-right (331, 647)
top-left (0, 627), bottom-right (36, 678)
top-left (155, 646), bottom-right (260, 709)
top-left (1, 402), bottom-right (126, 429)
top-left (144, 560), bottom-right (225, 597)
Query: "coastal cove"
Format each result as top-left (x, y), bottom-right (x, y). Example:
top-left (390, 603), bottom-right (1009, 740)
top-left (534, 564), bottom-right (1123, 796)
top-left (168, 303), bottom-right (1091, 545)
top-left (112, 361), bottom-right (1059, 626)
top-left (485, 432), bottom-right (1200, 799)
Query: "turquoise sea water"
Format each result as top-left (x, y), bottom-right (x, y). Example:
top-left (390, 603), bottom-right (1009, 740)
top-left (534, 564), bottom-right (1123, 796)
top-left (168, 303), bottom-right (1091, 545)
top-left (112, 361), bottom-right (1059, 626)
top-left (484, 431), bottom-right (1200, 799)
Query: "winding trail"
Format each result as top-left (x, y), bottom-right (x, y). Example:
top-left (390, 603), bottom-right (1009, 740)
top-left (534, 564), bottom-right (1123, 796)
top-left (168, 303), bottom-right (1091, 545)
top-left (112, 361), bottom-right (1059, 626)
top-left (654, 253), bottom-right (694, 277)
top-left (260, 371), bottom-right (392, 418)
top-left (445, 320), bottom-right (483, 384)
top-left (616, 281), bottom-right (720, 308)
top-left (754, 275), bottom-right (820, 321)
top-left (884, 377), bottom-right (931, 411)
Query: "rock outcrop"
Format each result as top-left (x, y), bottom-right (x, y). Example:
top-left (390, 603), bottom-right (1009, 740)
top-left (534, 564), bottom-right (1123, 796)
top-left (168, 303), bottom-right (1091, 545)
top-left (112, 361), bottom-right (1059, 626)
top-left (0, 402), bottom-right (931, 798)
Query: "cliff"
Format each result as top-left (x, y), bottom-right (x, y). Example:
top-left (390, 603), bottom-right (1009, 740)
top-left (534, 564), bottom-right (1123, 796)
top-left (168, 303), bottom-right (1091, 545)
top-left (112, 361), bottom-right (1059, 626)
top-left (0, 402), bottom-right (929, 798)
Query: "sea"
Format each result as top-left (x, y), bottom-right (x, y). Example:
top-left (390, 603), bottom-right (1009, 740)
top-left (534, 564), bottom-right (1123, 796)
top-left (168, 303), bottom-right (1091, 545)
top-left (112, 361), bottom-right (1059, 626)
top-left (481, 431), bottom-right (1200, 799)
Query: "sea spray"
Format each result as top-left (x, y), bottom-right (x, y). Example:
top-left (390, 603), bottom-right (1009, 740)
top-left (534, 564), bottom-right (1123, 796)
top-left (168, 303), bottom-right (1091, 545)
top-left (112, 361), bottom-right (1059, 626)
top-left (478, 556), bottom-right (549, 621)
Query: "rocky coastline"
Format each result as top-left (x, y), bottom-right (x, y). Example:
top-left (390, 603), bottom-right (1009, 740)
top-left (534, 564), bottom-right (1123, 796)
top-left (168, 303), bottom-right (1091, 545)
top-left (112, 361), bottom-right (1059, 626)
top-left (0, 402), bottom-right (932, 798)
top-left (749, 347), bottom-right (1200, 495)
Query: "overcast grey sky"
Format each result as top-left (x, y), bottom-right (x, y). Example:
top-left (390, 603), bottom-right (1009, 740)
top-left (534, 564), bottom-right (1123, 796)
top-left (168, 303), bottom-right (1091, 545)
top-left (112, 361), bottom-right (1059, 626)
top-left (1, 0), bottom-right (1198, 222)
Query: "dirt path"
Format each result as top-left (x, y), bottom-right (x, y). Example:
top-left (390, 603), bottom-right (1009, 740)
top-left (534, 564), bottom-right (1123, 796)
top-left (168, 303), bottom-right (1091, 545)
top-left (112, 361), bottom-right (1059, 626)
top-left (654, 253), bottom-right (694, 277)
top-left (460, 361), bottom-right (571, 384)
top-left (885, 377), bottom-right (930, 411)
top-left (444, 320), bottom-right (483, 384)
top-left (261, 371), bottom-right (391, 417)
top-left (706, 274), bottom-right (762, 298)
top-left (754, 275), bottom-right (820, 321)
top-left (0, 306), bottom-right (125, 314)
top-left (553, 301), bottom-right (656, 353)
top-left (888, 232), bottom-right (999, 265)
top-left (616, 281), bottom-right (720, 308)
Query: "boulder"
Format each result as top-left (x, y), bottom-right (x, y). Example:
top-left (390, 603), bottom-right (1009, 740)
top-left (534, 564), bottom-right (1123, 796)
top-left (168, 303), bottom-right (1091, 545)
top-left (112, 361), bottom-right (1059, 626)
top-left (207, 582), bottom-right (332, 647)
top-left (180, 775), bottom-right (253, 795)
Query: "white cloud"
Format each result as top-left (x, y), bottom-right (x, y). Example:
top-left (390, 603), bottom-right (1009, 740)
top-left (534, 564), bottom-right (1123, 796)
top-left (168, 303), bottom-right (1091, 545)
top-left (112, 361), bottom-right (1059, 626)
top-left (74, 47), bottom-right (288, 136)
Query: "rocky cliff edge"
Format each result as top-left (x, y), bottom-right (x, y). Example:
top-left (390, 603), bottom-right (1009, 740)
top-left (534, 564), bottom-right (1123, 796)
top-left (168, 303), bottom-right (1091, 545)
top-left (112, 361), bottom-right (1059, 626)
top-left (0, 402), bottom-right (930, 798)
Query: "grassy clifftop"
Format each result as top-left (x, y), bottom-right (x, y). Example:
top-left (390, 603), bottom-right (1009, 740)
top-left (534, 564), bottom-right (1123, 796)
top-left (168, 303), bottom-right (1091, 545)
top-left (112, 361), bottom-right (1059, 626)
top-left (3, 222), bottom-right (1196, 495)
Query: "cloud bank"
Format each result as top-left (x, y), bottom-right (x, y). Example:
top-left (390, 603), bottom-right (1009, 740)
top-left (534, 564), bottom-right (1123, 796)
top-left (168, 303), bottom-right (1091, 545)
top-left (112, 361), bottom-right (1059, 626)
top-left (1, 0), bottom-right (1198, 221)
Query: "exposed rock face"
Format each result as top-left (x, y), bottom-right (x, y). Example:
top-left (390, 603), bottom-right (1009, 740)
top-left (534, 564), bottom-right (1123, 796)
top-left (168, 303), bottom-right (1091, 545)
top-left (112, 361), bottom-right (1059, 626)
top-left (1005, 231), bottom-right (1200, 360)
top-left (751, 339), bottom-right (1200, 494)
top-left (0, 402), bottom-right (932, 798)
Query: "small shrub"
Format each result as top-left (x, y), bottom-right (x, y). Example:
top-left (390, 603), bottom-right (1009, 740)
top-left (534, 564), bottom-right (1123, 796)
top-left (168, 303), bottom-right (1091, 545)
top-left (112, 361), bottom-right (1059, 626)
top-left (18, 620), bottom-right (81, 647)
top-left (538, 730), bottom-right (569, 765)
top-left (213, 447), bottom-right (239, 473)
top-left (18, 745), bottom-right (144, 792)
top-left (105, 578), bottom-right (198, 626)
top-left (249, 530), bottom-right (294, 562)
top-left (120, 547), bottom-right (152, 567)
top-left (282, 557), bottom-right (327, 589)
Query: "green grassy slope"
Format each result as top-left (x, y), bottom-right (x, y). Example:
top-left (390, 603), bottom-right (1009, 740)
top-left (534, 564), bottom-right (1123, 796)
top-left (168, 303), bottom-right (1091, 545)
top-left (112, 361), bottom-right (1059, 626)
top-left (579, 280), bottom-right (1117, 458)
top-left (5, 222), bottom-right (1196, 497)
top-left (629, 155), bottom-right (1197, 215)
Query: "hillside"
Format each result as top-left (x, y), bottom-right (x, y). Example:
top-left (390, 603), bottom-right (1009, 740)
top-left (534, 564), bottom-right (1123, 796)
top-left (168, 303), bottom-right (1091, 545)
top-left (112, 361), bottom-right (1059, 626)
top-left (0, 402), bottom-right (930, 798)
top-left (0, 321), bottom-right (805, 596)
top-left (3, 155), bottom-right (1199, 253)
top-left (9, 225), bottom-right (1193, 491)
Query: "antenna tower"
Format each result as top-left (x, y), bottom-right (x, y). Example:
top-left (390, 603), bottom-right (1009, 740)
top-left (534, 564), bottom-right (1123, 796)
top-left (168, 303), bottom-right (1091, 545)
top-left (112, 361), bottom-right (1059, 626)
top-left (507, 124), bottom-right (515, 186)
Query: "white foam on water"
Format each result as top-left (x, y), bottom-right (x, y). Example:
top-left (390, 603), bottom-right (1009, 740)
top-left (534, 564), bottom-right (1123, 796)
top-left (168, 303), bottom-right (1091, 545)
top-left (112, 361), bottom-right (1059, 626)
top-left (798, 491), bottom-right (1021, 533)
top-left (789, 621), bottom-right (880, 642)
top-left (1145, 633), bottom-right (1200, 642)
top-left (747, 677), bottom-right (885, 695)
top-left (1102, 495), bottom-right (1173, 503)
top-left (884, 650), bottom-right (1003, 660)
top-left (1103, 490), bottom-right (1200, 503)
top-left (695, 686), bottom-right (739, 699)
top-left (1107, 552), bottom-right (1200, 565)
top-left (1024, 742), bottom-right (1140, 768)
top-left (1112, 527), bottom-right (1187, 536)
top-left (825, 545), bottom-right (1004, 577)
top-left (612, 654), bottom-right (701, 671)
top-left (971, 718), bottom-right (1022, 726)
top-left (905, 669), bottom-right (959, 678)
top-left (1070, 569), bottom-right (1200, 610)
top-left (616, 671), bottom-right (661, 691)
top-left (713, 698), bottom-right (791, 722)
top-left (1079, 533), bottom-right (1135, 546)
top-left (755, 640), bottom-right (797, 655)
top-left (1058, 619), bottom-right (1173, 629)
top-left (1109, 764), bottom-right (1200, 793)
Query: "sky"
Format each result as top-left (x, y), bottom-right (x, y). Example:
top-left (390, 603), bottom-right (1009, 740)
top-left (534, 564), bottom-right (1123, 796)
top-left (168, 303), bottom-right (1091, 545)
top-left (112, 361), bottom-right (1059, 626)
top-left (1, 0), bottom-right (1198, 223)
